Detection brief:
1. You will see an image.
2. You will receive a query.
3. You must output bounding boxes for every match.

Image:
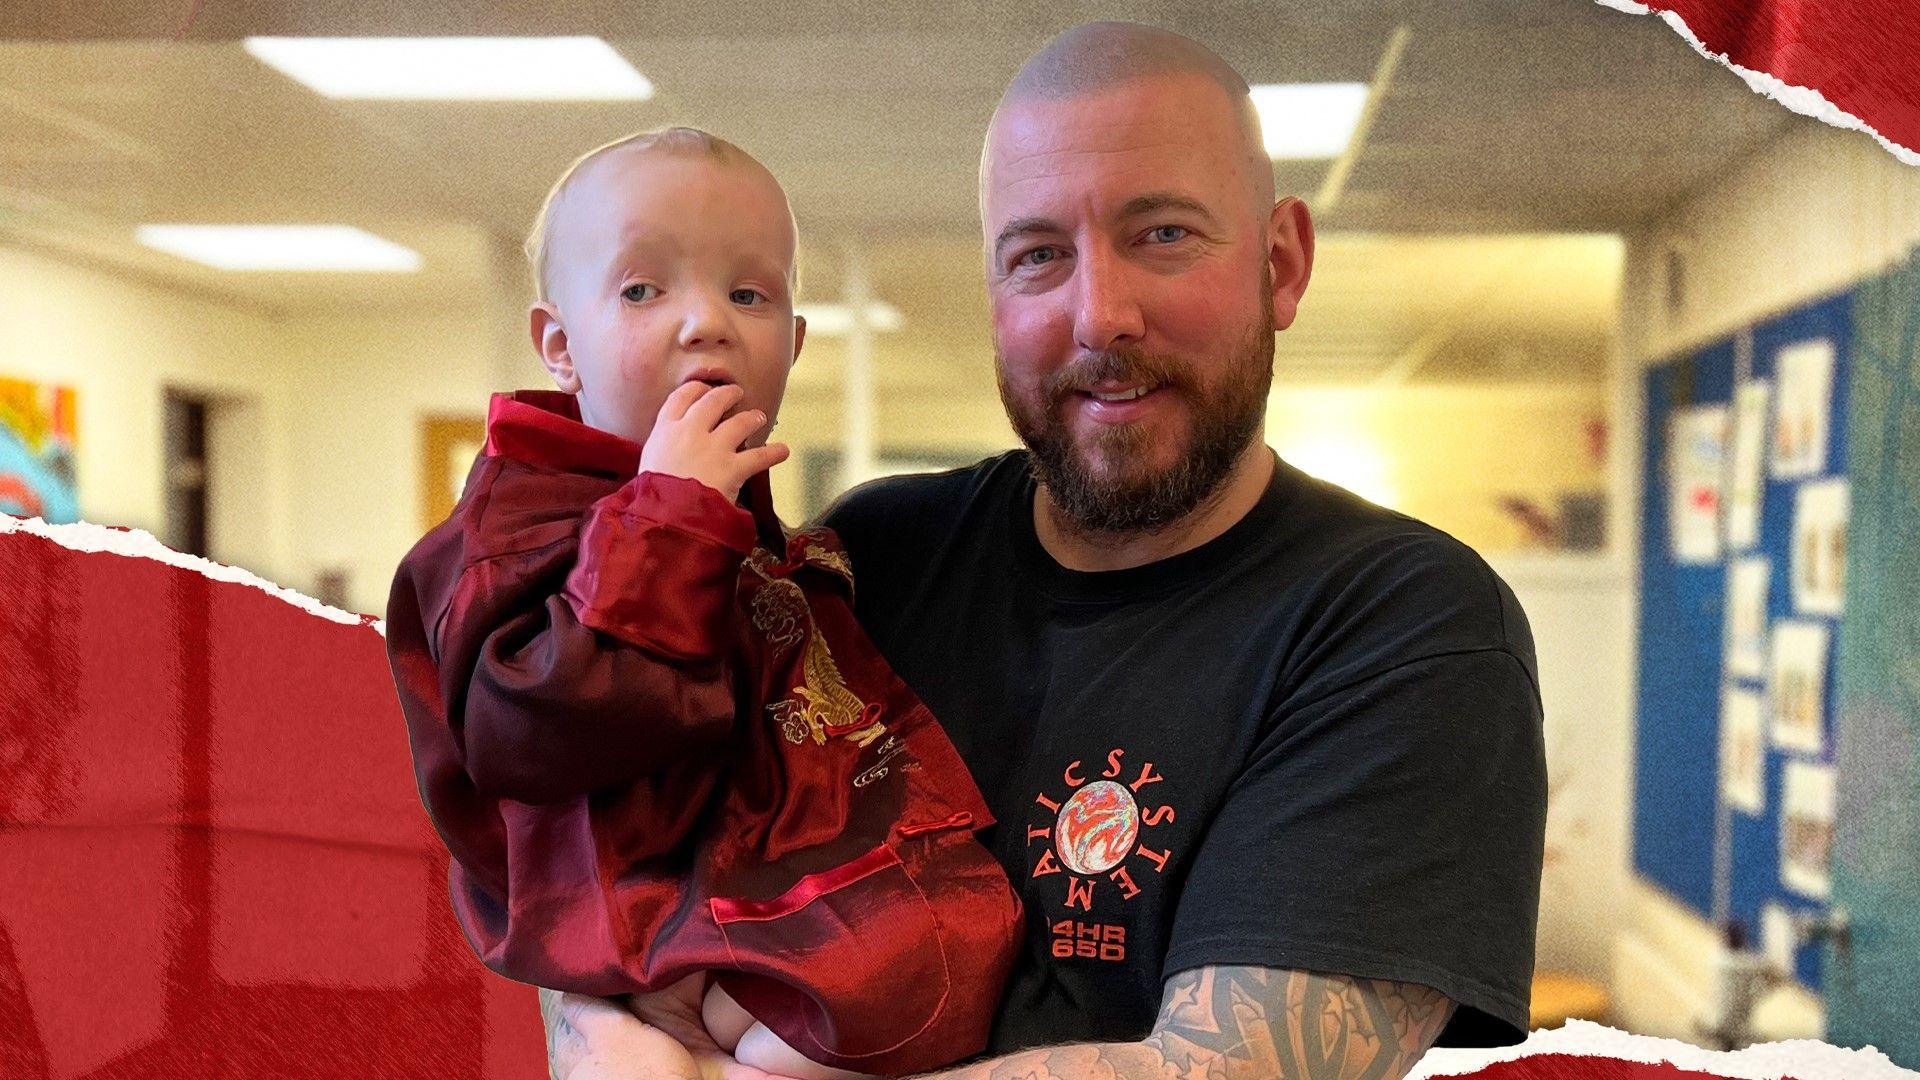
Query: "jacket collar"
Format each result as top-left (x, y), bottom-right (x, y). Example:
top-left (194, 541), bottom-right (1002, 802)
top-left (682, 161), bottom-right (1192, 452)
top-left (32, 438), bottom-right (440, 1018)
top-left (485, 390), bottom-right (640, 477)
top-left (484, 389), bottom-right (787, 546)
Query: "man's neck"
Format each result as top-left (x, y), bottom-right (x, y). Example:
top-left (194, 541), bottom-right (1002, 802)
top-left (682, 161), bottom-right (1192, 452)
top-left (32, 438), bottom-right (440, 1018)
top-left (1033, 442), bottom-right (1275, 572)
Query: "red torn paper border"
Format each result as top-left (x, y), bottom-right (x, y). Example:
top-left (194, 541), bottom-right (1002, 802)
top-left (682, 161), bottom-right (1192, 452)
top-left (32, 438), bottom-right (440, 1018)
top-left (0, 515), bottom-right (545, 1078)
top-left (1598, 0), bottom-right (1920, 166)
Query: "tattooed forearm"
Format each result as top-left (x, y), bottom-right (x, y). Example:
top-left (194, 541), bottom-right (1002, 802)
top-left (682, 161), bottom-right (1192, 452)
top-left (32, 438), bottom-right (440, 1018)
top-left (913, 965), bottom-right (1454, 1080)
top-left (1146, 966), bottom-right (1453, 1080)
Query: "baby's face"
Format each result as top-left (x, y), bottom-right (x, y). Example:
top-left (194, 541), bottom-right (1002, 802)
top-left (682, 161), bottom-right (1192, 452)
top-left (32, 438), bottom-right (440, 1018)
top-left (541, 149), bottom-right (802, 448)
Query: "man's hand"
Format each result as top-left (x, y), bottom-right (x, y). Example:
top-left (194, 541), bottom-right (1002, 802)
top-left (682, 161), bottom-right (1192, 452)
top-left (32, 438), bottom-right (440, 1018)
top-left (540, 976), bottom-right (799, 1080)
top-left (640, 381), bottom-right (788, 502)
top-left (542, 986), bottom-right (701, 1080)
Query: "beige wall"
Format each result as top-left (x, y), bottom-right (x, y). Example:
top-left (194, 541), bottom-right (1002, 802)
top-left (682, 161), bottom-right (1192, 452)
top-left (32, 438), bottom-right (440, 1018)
top-left (1609, 121), bottom-right (1920, 1041)
top-left (275, 311), bottom-right (506, 616)
top-left (0, 244), bottom-right (297, 584)
top-left (1268, 383), bottom-right (1608, 552)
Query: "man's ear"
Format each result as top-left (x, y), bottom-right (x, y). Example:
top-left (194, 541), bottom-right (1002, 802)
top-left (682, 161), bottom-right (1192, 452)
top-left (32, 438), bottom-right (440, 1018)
top-left (530, 301), bottom-right (580, 393)
top-left (1266, 196), bottom-right (1315, 331)
top-left (791, 314), bottom-right (808, 368)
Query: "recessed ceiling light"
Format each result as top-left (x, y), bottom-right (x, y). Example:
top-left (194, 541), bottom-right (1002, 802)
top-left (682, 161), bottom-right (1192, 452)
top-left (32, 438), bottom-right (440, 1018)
top-left (136, 225), bottom-right (423, 272)
top-left (1249, 82), bottom-right (1370, 160)
top-left (795, 302), bottom-right (904, 336)
top-left (242, 37), bottom-right (654, 101)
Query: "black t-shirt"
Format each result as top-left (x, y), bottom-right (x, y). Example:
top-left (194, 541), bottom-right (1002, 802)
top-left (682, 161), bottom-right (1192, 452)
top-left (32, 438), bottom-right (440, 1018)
top-left (822, 450), bottom-right (1546, 1052)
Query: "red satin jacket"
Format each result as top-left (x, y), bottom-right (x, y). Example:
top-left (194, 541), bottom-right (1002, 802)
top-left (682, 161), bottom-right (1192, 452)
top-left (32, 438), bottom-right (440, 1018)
top-left (385, 390), bottom-right (1022, 1075)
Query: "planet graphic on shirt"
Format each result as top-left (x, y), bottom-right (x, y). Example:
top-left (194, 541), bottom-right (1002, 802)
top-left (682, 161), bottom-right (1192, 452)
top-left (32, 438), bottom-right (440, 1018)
top-left (1053, 780), bottom-right (1141, 875)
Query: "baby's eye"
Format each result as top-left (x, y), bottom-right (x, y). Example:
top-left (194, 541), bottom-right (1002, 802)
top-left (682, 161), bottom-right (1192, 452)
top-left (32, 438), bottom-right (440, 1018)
top-left (730, 288), bottom-right (767, 306)
top-left (1146, 225), bottom-right (1188, 244)
top-left (621, 283), bottom-right (658, 302)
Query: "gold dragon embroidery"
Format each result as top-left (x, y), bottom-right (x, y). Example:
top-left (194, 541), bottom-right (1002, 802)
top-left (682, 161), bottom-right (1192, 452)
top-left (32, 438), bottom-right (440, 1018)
top-left (769, 627), bottom-right (887, 748)
top-left (747, 546), bottom-right (885, 749)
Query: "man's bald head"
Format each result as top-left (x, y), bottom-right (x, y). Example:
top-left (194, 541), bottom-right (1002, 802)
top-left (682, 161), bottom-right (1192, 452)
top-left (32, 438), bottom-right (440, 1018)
top-left (986, 22), bottom-right (1274, 210)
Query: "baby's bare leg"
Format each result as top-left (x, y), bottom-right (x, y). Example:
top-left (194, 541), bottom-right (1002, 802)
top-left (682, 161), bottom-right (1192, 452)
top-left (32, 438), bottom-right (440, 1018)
top-left (701, 980), bottom-right (757, 1053)
top-left (735, 1021), bottom-right (875, 1080)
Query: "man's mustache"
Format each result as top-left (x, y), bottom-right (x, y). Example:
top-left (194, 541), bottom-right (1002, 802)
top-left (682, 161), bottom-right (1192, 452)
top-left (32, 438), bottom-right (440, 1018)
top-left (1043, 350), bottom-right (1195, 406)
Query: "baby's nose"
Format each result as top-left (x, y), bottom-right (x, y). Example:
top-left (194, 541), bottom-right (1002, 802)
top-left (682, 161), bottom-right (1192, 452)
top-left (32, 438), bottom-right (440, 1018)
top-left (678, 302), bottom-right (734, 348)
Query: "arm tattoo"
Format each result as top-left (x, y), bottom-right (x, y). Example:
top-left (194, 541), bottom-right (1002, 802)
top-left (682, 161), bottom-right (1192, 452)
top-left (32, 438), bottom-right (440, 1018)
top-left (913, 966), bottom-right (1455, 1080)
top-left (539, 987), bottom-right (585, 1080)
top-left (1145, 966), bottom-right (1454, 1080)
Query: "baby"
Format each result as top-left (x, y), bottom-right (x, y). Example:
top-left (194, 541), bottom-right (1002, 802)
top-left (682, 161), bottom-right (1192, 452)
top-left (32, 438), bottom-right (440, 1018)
top-left (385, 128), bottom-right (1021, 1078)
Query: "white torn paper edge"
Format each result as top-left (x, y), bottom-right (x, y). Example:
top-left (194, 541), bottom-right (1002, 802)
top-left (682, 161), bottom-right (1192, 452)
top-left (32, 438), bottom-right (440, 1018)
top-left (0, 513), bottom-right (386, 636)
top-left (1596, 0), bottom-right (1920, 167)
top-left (1411, 1019), bottom-right (1916, 1079)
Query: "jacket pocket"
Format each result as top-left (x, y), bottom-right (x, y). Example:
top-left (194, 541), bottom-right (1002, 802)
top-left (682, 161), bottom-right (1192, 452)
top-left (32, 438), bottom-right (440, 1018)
top-left (709, 842), bottom-right (952, 1060)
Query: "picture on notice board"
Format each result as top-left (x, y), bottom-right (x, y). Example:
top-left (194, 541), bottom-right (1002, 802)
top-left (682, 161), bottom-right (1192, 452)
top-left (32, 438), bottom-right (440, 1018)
top-left (1791, 478), bottom-right (1849, 616)
top-left (1725, 379), bottom-right (1770, 549)
top-left (0, 376), bottom-right (80, 524)
top-left (1768, 619), bottom-right (1829, 754)
top-left (1723, 556), bottom-right (1771, 680)
top-left (1667, 404), bottom-right (1729, 565)
top-left (1771, 338), bottom-right (1834, 479)
top-left (1780, 759), bottom-right (1835, 899)
top-left (1719, 686), bottom-right (1766, 815)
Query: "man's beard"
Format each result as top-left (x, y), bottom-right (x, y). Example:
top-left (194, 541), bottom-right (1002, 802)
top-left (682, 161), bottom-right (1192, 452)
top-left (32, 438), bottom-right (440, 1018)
top-left (997, 311), bottom-right (1274, 539)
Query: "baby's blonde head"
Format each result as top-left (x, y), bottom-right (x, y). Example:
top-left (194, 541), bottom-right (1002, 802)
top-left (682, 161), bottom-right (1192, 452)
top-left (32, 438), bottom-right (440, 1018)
top-left (526, 126), bottom-right (793, 303)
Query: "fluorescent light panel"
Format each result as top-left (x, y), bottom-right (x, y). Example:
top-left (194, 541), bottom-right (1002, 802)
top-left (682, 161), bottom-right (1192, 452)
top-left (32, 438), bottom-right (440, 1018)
top-left (137, 225), bottom-right (422, 272)
top-left (796, 302), bottom-right (904, 336)
top-left (1249, 82), bottom-right (1369, 160)
top-left (243, 36), bottom-right (654, 101)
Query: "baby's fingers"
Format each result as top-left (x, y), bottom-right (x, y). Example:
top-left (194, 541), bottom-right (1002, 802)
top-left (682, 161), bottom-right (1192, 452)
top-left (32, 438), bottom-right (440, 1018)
top-left (733, 443), bottom-right (790, 481)
top-left (713, 408), bottom-right (771, 448)
top-left (684, 383), bottom-right (747, 428)
top-left (658, 379), bottom-right (715, 423)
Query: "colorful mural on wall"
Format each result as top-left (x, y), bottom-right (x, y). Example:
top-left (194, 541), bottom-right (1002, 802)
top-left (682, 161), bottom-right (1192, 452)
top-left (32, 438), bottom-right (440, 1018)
top-left (0, 377), bottom-right (78, 524)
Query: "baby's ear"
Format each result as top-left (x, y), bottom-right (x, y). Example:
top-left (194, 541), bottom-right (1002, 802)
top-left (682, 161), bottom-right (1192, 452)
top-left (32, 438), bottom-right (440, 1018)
top-left (790, 313), bottom-right (808, 367)
top-left (530, 302), bottom-right (580, 392)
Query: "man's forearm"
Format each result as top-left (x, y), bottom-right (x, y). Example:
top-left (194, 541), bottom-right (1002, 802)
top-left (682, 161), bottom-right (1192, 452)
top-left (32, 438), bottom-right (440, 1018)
top-left (909, 1040), bottom-right (1168, 1080)
top-left (911, 966), bottom-right (1454, 1080)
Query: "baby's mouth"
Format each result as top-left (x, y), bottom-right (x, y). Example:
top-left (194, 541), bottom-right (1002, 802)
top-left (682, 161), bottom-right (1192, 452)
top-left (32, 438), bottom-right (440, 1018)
top-left (684, 372), bottom-right (736, 390)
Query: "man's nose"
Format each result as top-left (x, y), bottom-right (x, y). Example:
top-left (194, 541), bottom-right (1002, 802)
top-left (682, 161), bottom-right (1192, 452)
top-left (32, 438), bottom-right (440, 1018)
top-left (677, 293), bottom-right (734, 349)
top-left (1070, 246), bottom-right (1146, 353)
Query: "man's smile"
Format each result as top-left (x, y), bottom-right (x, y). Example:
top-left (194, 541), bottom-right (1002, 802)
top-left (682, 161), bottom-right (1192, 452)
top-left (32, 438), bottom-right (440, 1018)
top-left (1070, 382), bottom-right (1170, 423)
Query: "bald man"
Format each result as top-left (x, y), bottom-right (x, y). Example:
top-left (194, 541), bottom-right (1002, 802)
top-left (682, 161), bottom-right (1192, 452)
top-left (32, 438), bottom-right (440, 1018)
top-left (543, 23), bottom-right (1546, 1080)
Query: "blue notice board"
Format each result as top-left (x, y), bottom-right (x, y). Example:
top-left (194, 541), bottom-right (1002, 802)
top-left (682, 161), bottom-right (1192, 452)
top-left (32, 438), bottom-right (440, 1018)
top-left (1631, 288), bottom-right (1853, 990)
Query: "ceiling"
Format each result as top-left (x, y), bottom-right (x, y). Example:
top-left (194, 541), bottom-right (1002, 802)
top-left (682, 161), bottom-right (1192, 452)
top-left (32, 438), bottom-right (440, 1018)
top-left (0, 0), bottom-right (1791, 384)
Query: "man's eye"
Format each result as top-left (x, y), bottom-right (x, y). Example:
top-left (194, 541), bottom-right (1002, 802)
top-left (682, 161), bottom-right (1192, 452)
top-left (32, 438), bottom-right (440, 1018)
top-left (621, 283), bottom-right (657, 302)
top-left (1018, 247), bottom-right (1058, 268)
top-left (1147, 225), bottom-right (1188, 244)
top-left (730, 288), bottom-right (766, 306)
